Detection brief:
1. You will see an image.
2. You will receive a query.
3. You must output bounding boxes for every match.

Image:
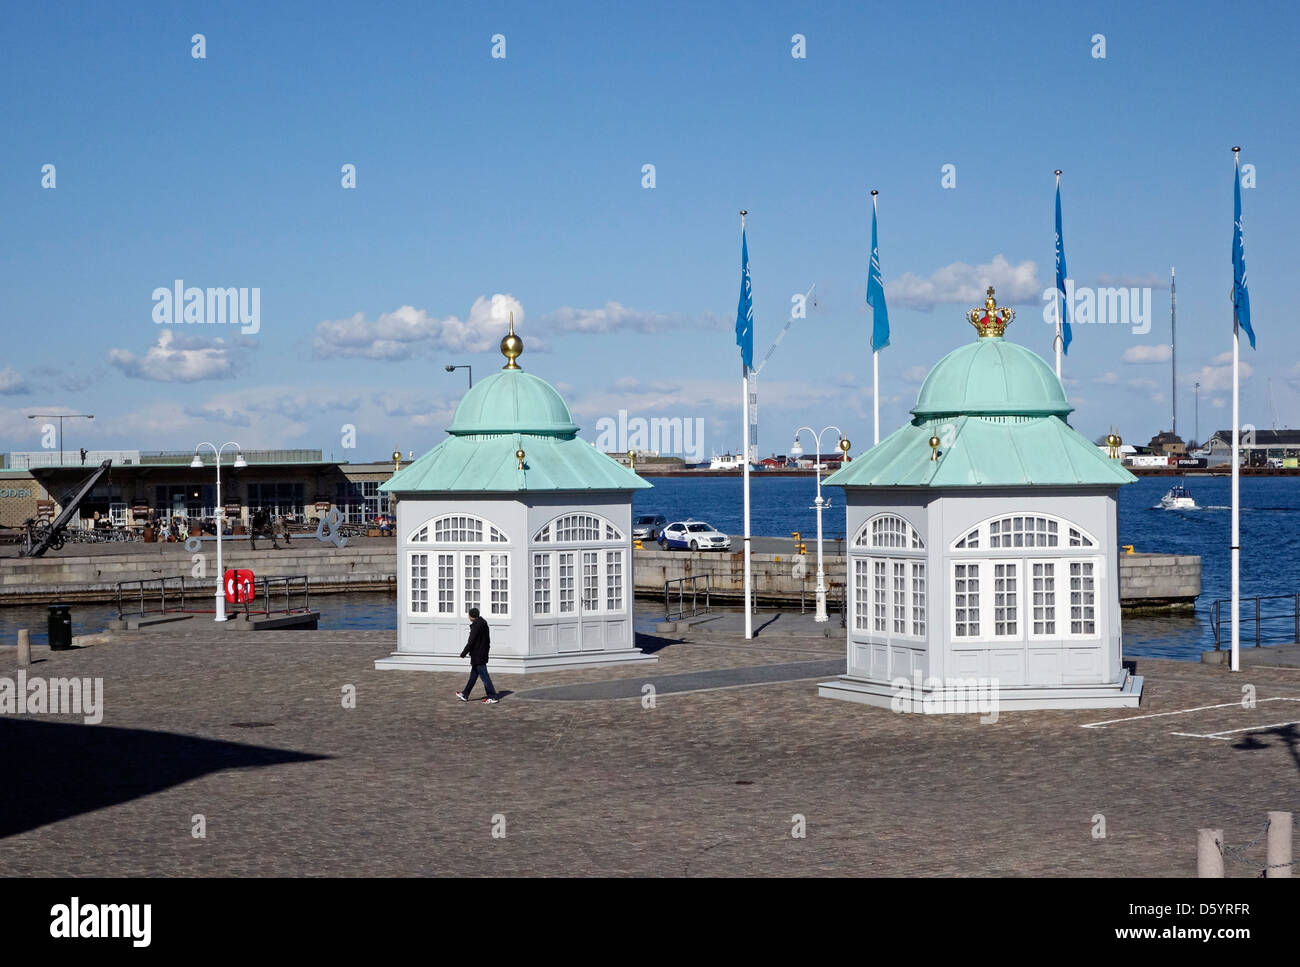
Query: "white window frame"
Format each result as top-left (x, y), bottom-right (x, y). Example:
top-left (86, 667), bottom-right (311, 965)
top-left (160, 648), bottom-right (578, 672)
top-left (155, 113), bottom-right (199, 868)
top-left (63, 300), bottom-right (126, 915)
top-left (532, 512), bottom-right (624, 544)
top-left (952, 556), bottom-right (1102, 643)
top-left (532, 546), bottom-right (627, 617)
top-left (404, 513), bottom-right (512, 618)
top-left (853, 554), bottom-right (926, 639)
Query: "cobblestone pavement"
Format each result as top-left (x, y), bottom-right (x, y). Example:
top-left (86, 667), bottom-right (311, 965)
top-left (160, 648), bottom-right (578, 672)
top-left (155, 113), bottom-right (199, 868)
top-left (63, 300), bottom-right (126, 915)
top-left (1, 628), bottom-right (1298, 877)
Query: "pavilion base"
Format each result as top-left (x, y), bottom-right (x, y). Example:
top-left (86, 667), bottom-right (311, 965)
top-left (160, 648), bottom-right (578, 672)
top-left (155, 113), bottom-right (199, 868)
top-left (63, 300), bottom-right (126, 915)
top-left (817, 672), bottom-right (1143, 712)
top-left (375, 649), bottom-right (658, 674)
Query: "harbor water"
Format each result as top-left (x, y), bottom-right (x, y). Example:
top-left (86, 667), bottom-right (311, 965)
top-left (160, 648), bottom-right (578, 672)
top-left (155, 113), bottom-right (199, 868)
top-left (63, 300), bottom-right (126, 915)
top-left (1, 475), bottom-right (1295, 661)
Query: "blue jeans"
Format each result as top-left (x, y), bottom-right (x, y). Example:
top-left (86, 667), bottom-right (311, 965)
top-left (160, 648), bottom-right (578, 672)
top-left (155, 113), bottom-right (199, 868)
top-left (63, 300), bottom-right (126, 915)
top-left (463, 663), bottom-right (497, 699)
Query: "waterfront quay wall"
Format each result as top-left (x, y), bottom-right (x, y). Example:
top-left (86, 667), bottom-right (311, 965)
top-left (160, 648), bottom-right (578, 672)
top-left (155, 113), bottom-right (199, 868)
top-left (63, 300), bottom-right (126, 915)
top-left (633, 549), bottom-right (1201, 612)
top-left (0, 542), bottom-right (396, 605)
top-left (0, 542), bottom-right (1198, 612)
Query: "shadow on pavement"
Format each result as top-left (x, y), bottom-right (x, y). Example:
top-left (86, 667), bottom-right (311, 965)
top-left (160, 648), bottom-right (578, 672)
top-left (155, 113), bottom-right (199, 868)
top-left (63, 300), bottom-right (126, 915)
top-left (0, 718), bottom-right (328, 839)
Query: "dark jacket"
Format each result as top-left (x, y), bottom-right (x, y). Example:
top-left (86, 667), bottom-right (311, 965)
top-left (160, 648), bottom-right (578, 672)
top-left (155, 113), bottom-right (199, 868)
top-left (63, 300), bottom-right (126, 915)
top-left (461, 616), bottom-right (491, 665)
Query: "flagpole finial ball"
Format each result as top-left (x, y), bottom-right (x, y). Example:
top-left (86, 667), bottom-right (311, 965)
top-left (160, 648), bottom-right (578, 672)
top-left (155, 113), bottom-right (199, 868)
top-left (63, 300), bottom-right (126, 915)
top-left (1054, 169), bottom-right (1062, 175)
top-left (739, 209), bottom-right (747, 216)
top-left (1232, 146), bottom-right (1240, 152)
top-left (501, 314), bottom-right (523, 369)
top-left (870, 189), bottom-right (878, 196)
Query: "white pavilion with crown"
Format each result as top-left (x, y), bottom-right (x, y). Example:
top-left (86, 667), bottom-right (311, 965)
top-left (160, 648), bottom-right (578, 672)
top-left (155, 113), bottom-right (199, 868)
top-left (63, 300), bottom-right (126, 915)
top-left (374, 318), bottom-right (658, 673)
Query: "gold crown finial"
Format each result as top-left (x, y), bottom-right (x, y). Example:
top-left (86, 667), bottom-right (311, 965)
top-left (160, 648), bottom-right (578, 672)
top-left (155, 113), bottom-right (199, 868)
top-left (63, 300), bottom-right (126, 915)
top-left (1106, 428), bottom-right (1123, 459)
top-left (501, 311), bottom-right (523, 369)
top-left (968, 286), bottom-right (1014, 338)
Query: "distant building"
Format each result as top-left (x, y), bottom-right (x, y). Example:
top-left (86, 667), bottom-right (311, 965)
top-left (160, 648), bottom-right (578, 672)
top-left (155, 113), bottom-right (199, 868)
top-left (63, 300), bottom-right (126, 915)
top-left (1205, 429), bottom-right (1300, 467)
top-left (1147, 431), bottom-right (1186, 456)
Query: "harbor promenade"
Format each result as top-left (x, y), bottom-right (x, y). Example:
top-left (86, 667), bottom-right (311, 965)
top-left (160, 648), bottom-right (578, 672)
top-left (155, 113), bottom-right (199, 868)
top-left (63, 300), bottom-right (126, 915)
top-left (1, 622), bottom-right (1296, 876)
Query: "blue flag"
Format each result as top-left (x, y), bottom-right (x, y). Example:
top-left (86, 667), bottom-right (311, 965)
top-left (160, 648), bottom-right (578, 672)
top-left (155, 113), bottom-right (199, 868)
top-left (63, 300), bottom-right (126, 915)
top-left (1233, 160), bottom-right (1255, 349)
top-left (867, 202), bottom-right (890, 352)
top-left (1055, 180), bottom-right (1073, 355)
top-left (735, 227), bottom-right (754, 370)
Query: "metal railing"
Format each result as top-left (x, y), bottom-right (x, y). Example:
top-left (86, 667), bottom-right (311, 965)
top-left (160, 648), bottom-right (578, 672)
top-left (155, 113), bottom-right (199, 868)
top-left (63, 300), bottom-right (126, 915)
top-left (665, 575), bottom-right (711, 621)
top-left (115, 575), bottom-right (311, 619)
top-left (117, 576), bottom-right (190, 617)
top-left (1210, 593), bottom-right (1300, 650)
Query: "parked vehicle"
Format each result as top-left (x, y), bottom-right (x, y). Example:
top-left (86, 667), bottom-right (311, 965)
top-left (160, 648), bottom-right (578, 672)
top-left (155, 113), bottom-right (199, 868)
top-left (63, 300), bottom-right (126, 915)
top-left (659, 520), bottom-right (731, 551)
top-left (632, 514), bottom-right (667, 541)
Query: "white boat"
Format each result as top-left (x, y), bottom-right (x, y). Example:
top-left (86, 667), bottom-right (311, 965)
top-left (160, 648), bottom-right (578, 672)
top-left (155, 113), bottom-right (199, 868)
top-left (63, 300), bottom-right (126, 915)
top-left (1159, 485), bottom-right (1197, 510)
top-left (708, 453), bottom-right (748, 471)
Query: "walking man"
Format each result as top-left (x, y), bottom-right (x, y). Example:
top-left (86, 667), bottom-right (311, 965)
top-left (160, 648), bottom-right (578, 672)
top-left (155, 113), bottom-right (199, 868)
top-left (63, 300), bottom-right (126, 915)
top-left (456, 607), bottom-right (499, 704)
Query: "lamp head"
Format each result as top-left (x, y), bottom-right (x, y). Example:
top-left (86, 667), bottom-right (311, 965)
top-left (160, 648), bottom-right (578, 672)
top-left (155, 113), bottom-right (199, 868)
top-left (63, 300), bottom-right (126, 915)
top-left (233, 453), bottom-right (247, 469)
top-left (190, 454), bottom-right (204, 469)
top-left (790, 438), bottom-right (803, 458)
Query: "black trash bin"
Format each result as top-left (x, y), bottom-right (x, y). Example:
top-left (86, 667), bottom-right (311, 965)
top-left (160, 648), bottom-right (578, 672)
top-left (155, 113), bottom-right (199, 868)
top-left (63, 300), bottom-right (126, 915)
top-left (48, 603), bottom-right (73, 651)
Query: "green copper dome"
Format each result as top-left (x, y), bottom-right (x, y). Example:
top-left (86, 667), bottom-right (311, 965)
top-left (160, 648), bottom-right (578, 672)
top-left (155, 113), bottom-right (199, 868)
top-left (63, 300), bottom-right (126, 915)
top-left (447, 369), bottom-right (580, 437)
top-left (912, 336), bottom-right (1071, 418)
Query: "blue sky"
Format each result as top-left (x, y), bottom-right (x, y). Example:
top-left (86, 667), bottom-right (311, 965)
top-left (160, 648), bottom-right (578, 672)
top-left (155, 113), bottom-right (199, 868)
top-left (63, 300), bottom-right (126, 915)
top-left (2, 0), bottom-right (1296, 462)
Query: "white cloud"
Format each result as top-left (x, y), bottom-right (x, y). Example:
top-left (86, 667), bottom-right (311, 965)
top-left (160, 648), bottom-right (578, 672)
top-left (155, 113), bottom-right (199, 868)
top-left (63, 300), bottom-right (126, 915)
top-left (1094, 371), bottom-right (1119, 385)
top-left (0, 368), bottom-right (29, 395)
top-left (108, 330), bottom-right (251, 382)
top-left (887, 254), bottom-right (1042, 310)
top-left (541, 302), bottom-right (719, 334)
top-left (902, 365), bottom-right (930, 384)
top-left (1122, 344), bottom-right (1172, 364)
top-left (1194, 360), bottom-right (1252, 392)
top-left (1212, 398), bottom-right (1226, 408)
top-left (312, 294), bottom-right (531, 360)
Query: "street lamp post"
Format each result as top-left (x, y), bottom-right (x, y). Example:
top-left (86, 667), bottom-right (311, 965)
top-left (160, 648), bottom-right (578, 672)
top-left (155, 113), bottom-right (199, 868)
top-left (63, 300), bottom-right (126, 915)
top-left (191, 443), bottom-right (247, 622)
top-left (790, 425), bottom-right (847, 623)
top-left (26, 413), bottom-right (94, 465)
top-left (445, 364), bottom-right (472, 389)
top-left (1194, 381), bottom-right (1200, 448)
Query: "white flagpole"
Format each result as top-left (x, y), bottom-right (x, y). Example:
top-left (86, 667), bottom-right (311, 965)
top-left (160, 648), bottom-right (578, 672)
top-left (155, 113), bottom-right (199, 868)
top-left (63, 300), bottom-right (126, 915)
top-left (1230, 149), bottom-right (1241, 673)
top-left (740, 210), bottom-right (753, 641)
top-left (873, 351), bottom-right (880, 446)
top-left (1231, 321), bottom-right (1240, 672)
top-left (872, 190), bottom-right (881, 446)
top-left (1055, 170), bottom-right (1064, 380)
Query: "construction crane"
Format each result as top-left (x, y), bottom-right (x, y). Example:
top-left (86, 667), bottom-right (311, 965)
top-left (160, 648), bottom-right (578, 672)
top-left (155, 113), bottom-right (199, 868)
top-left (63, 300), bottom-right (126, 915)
top-left (749, 283), bottom-right (817, 462)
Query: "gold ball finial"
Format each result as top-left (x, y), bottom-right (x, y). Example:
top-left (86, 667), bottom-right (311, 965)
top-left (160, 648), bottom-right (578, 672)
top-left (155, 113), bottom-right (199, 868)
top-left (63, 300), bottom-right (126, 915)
top-left (515, 448), bottom-right (526, 470)
top-left (838, 437), bottom-right (852, 463)
top-left (392, 448), bottom-right (402, 473)
top-left (626, 449), bottom-right (636, 470)
top-left (1106, 429), bottom-right (1123, 459)
top-left (501, 311), bottom-right (523, 369)
top-left (928, 434), bottom-right (941, 461)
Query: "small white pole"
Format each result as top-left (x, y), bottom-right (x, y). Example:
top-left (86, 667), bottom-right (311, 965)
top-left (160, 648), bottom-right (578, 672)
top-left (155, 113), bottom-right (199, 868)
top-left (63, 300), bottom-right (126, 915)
top-left (214, 452), bottom-right (226, 622)
top-left (1197, 828), bottom-right (1225, 877)
top-left (1266, 811), bottom-right (1293, 877)
top-left (1231, 322), bottom-right (1240, 672)
top-left (873, 351), bottom-right (880, 445)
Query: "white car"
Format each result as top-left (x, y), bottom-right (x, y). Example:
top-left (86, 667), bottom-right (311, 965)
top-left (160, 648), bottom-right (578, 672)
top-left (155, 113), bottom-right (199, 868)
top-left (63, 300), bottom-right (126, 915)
top-left (659, 520), bottom-right (731, 551)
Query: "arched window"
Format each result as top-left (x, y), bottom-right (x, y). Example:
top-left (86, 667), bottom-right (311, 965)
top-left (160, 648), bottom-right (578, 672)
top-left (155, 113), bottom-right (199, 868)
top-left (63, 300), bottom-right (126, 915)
top-left (851, 515), bottom-right (925, 639)
top-left (408, 514), bottom-right (508, 544)
top-left (405, 514), bottom-right (509, 619)
top-left (853, 514), bottom-right (924, 550)
top-left (949, 513), bottom-right (1096, 551)
top-left (532, 513), bottom-right (623, 544)
top-left (530, 513), bottom-right (627, 618)
top-left (946, 512), bottom-right (1100, 643)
